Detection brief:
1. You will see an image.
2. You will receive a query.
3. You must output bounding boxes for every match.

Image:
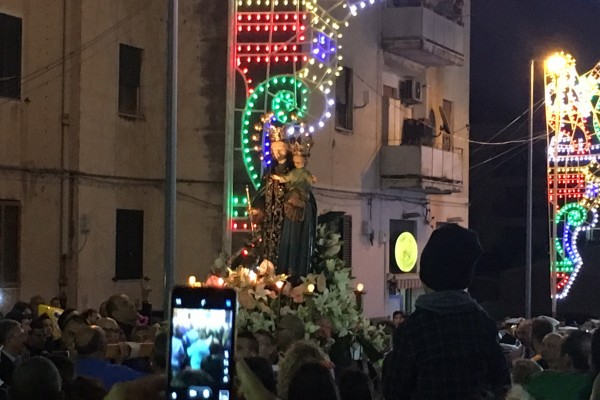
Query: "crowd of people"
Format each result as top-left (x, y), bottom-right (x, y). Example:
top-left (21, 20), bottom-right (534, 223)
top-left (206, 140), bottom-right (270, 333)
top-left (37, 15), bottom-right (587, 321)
top-left (0, 293), bottom-right (162, 399)
top-left (0, 290), bottom-right (376, 400)
top-left (3, 224), bottom-right (600, 399)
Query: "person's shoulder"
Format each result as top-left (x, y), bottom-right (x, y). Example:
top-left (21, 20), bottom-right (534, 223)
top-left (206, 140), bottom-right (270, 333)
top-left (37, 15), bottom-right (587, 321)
top-left (393, 310), bottom-right (427, 335)
top-left (467, 304), bottom-right (498, 327)
top-left (528, 370), bottom-right (592, 386)
top-left (76, 356), bottom-right (109, 369)
top-left (107, 361), bottom-right (146, 379)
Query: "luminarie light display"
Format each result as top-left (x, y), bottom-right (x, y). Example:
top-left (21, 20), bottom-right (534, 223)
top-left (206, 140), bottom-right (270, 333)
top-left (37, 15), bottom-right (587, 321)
top-left (545, 52), bottom-right (600, 299)
top-left (232, 1), bottom-right (379, 231)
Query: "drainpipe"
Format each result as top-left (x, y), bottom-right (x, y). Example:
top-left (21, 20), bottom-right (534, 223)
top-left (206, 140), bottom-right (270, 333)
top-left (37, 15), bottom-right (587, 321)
top-left (58, 0), bottom-right (69, 305)
top-left (222, 0), bottom-right (236, 255)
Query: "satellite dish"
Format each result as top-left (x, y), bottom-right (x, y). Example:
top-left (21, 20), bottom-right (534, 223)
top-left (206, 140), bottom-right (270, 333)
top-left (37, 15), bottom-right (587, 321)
top-left (439, 105), bottom-right (452, 135)
top-left (394, 232), bottom-right (418, 273)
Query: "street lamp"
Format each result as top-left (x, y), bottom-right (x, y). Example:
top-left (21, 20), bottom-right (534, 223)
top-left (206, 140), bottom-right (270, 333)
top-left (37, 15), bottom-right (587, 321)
top-left (545, 53), bottom-right (569, 76)
top-left (527, 52), bottom-right (569, 319)
top-left (544, 51), bottom-right (569, 317)
top-left (527, 59), bottom-right (534, 319)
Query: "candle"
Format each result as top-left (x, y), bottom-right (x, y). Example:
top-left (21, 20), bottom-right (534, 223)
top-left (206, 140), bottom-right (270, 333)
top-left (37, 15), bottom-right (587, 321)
top-left (249, 270), bottom-right (257, 283)
top-left (275, 281), bottom-right (284, 290)
top-left (307, 283), bottom-right (315, 293)
top-left (188, 276), bottom-right (197, 286)
top-left (217, 277), bottom-right (224, 287)
top-left (356, 283), bottom-right (364, 293)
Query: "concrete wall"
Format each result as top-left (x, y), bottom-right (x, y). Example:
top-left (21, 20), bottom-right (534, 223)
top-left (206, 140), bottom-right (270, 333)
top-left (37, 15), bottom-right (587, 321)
top-left (73, 0), bottom-right (227, 310)
top-left (0, 0), bottom-right (227, 312)
top-left (0, 0), bottom-right (65, 312)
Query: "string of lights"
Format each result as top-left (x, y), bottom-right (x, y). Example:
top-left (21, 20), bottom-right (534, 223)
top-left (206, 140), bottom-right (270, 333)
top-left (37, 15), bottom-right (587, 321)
top-left (544, 52), bottom-right (600, 299)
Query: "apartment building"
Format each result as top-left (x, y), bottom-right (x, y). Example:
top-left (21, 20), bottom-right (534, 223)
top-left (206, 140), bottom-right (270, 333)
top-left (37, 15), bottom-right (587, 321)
top-left (0, 0), bottom-right (469, 317)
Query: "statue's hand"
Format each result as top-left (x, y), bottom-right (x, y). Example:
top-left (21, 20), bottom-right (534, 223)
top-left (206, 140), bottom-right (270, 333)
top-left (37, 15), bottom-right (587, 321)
top-left (271, 174), bottom-right (285, 182)
top-left (249, 208), bottom-right (264, 224)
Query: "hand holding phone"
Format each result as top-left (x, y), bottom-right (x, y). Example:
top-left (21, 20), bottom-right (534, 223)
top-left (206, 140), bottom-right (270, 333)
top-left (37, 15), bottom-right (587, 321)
top-left (167, 286), bottom-right (236, 400)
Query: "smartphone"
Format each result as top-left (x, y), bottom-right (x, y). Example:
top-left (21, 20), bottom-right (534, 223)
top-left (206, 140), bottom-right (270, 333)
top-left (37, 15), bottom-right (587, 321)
top-left (167, 286), bottom-right (236, 400)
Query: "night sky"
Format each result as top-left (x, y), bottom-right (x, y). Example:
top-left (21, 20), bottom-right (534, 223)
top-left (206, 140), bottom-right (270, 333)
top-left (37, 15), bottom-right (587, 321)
top-left (469, 1), bottom-right (600, 317)
top-left (471, 0), bottom-right (600, 126)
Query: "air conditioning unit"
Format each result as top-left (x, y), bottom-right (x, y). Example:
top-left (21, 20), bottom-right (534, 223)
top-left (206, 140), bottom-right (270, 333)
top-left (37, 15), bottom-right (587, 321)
top-left (399, 79), bottom-right (422, 105)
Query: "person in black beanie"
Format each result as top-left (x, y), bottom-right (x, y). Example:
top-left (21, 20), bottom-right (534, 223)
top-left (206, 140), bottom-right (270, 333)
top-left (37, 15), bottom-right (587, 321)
top-left (383, 224), bottom-right (510, 400)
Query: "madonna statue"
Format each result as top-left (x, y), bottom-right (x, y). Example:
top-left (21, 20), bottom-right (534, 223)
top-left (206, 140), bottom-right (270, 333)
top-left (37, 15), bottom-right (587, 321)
top-left (251, 123), bottom-right (317, 280)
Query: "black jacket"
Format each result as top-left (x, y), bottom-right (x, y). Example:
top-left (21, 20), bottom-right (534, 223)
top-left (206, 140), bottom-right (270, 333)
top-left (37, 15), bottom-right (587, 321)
top-left (383, 291), bottom-right (510, 400)
top-left (0, 352), bottom-right (17, 387)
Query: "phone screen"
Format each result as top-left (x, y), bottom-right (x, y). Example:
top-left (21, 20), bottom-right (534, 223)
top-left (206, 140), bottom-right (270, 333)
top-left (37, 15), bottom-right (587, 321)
top-left (168, 286), bottom-right (236, 400)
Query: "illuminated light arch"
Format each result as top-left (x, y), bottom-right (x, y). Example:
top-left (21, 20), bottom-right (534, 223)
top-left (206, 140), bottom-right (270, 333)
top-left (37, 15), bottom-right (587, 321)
top-left (234, 0), bottom-right (380, 190)
top-left (545, 52), bottom-right (600, 299)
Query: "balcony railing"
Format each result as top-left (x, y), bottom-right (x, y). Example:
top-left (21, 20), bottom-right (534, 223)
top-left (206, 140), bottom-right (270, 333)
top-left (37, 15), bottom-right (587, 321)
top-left (380, 144), bottom-right (463, 194)
top-left (382, 0), bottom-right (465, 66)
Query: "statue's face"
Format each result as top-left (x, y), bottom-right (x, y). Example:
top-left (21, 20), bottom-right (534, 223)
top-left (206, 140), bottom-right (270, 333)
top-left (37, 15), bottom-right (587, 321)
top-left (271, 141), bottom-right (288, 163)
top-left (293, 155), bottom-right (305, 169)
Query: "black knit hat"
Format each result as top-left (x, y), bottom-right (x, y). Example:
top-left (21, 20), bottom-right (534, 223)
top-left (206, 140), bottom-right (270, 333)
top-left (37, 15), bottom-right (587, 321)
top-left (419, 224), bottom-right (483, 291)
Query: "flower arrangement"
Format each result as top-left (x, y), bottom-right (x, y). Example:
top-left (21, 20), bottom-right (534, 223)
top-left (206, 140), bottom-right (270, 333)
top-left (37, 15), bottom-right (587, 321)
top-left (206, 214), bottom-right (388, 361)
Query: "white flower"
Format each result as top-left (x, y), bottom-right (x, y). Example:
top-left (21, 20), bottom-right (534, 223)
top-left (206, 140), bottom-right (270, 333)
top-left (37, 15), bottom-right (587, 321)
top-left (258, 259), bottom-right (274, 275)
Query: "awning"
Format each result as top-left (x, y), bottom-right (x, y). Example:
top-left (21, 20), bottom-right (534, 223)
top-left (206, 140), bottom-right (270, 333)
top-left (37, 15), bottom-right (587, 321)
top-left (395, 273), bottom-right (422, 289)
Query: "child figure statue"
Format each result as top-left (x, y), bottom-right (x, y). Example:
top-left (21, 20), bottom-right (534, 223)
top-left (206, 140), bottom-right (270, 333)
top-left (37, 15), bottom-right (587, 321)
top-left (271, 137), bottom-right (317, 278)
top-left (272, 143), bottom-right (316, 222)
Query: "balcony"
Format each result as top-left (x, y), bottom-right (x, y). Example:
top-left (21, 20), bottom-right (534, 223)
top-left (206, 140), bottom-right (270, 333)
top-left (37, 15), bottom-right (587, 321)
top-left (380, 144), bottom-right (463, 194)
top-left (381, 0), bottom-right (465, 66)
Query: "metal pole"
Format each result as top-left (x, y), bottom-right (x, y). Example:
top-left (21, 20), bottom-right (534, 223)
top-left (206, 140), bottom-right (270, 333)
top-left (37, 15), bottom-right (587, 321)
top-left (164, 0), bottom-right (178, 313)
top-left (222, 0), bottom-right (236, 255)
top-left (551, 71), bottom-right (559, 318)
top-left (526, 60), bottom-right (533, 319)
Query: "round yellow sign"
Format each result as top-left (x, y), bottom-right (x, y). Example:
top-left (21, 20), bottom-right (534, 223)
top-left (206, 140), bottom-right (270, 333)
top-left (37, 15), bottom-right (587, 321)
top-left (395, 232), bottom-right (418, 272)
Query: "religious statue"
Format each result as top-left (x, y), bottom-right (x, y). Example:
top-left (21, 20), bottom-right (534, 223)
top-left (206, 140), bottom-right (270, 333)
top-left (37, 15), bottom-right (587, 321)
top-left (251, 125), bottom-right (292, 266)
top-left (272, 137), bottom-right (317, 278)
top-left (251, 117), bottom-right (317, 280)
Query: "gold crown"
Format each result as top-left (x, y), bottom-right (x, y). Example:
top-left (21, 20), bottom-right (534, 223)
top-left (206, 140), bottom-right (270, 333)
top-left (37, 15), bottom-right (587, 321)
top-left (291, 136), bottom-right (313, 156)
top-left (269, 125), bottom-right (284, 142)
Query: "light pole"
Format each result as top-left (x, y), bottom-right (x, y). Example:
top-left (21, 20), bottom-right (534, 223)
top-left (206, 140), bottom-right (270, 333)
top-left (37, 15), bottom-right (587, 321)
top-left (164, 0), bottom-right (178, 313)
top-left (526, 60), bottom-right (533, 319)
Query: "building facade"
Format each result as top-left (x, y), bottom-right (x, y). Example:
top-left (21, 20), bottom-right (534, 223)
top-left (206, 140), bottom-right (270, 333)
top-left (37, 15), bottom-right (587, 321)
top-left (306, 0), bottom-right (471, 317)
top-left (0, 0), bottom-right (228, 312)
top-left (0, 0), bottom-right (470, 318)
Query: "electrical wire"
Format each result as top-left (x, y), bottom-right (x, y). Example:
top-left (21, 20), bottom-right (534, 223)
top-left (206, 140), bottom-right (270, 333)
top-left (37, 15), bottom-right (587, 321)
top-left (0, 0), bottom-right (160, 108)
top-left (470, 98), bottom-right (545, 153)
top-left (469, 131), bottom-right (548, 171)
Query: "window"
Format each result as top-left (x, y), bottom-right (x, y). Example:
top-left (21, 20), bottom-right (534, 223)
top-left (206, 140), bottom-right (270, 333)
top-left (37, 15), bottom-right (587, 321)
top-left (338, 215), bottom-right (352, 268)
top-left (335, 66), bottom-right (353, 131)
top-left (118, 44), bottom-right (142, 116)
top-left (115, 209), bottom-right (144, 280)
top-left (441, 99), bottom-right (453, 150)
top-left (0, 201), bottom-right (19, 287)
top-left (0, 13), bottom-right (22, 99)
